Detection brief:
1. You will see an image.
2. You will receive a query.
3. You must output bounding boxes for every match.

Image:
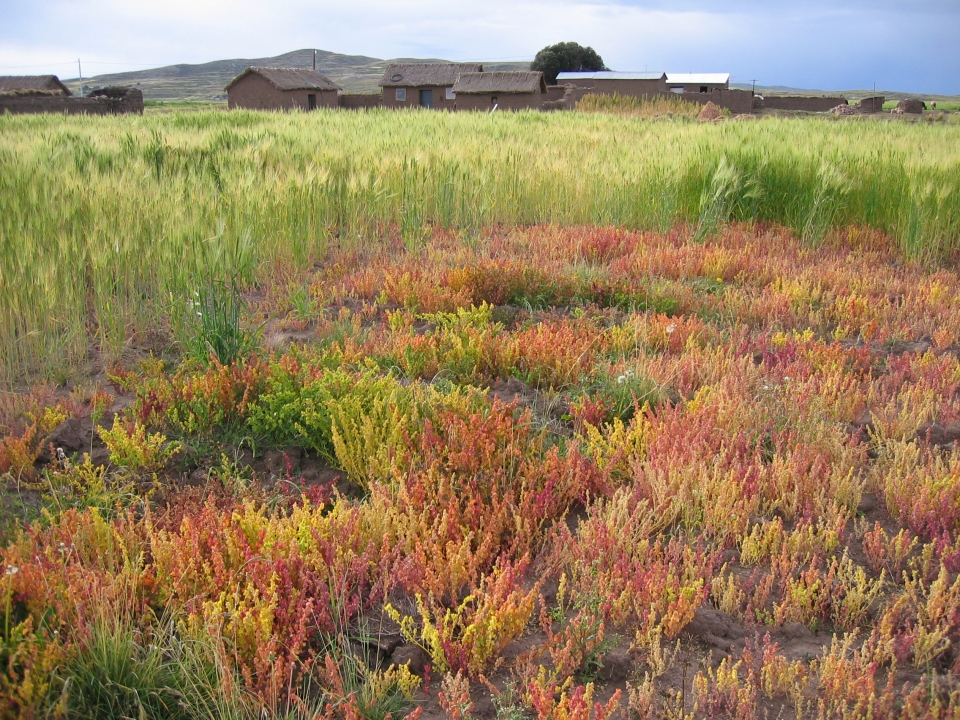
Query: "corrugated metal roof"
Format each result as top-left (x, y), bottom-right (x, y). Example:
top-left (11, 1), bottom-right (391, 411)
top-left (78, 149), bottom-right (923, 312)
top-left (380, 63), bottom-right (483, 88)
top-left (666, 73), bottom-right (730, 85)
top-left (452, 71), bottom-right (546, 94)
top-left (556, 71), bottom-right (665, 82)
top-left (0, 75), bottom-right (71, 95)
top-left (225, 67), bottom-right (341, 92)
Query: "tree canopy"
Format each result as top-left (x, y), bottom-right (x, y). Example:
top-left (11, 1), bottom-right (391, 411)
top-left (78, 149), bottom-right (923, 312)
top-left (531, 42), bottom-right (606, 85)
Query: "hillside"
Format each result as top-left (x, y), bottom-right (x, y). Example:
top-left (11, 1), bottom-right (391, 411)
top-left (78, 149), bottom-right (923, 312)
top-left (62, 48), bottom-right (531, 101)
top-left (732, 82), bottom-right (960, 104)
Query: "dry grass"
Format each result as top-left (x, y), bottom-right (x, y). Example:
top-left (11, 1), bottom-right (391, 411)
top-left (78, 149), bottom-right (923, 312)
top-left (576, 91), bottom-right (703, 118)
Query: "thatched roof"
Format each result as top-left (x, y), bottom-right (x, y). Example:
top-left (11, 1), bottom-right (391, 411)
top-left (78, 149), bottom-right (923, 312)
top-left (452, 72), bottom-right (547, 95)
top-left (225, 67), bottom-right (341, 92)
top-left (380, 63), bottom-right (482, 88)
top-left (0, 75), bottom-right (71, 95)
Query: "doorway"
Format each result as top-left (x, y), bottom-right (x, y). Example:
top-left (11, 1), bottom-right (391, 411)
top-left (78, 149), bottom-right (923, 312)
top-left (419, 89), bottom-right (433, 108)
top-left (308, 94), bottom-right (317, 110)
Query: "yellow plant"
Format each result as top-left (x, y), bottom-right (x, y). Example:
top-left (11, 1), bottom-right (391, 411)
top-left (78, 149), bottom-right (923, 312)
top-left (419, 302), bottom-right (495, 330)
top-left (97, 420), bottom-right (179, 473)
top-left (831, 553), bottom-right (886, 631)
top-left (576, 413), bottom-right (649, 483)
top-left (329, 390), bottom-right (414, 489)
top-left (358, 662), bottom-right (421, 708)
top-left (710, 567), bottom-right (746, 620)
top-left (386, 568), bottom-right (537, 676)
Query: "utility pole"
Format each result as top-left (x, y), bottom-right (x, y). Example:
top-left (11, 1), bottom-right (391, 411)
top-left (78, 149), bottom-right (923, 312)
top-left (752, 79), bottom-right (757, 94)
top-left (313, 50), bottom-right (317, 71)
top-left (78, 58), bottom-right (83, 97)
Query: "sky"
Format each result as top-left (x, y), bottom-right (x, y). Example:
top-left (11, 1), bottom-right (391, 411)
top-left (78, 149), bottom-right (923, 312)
top-left (1, 0), bottom-right (958, 94)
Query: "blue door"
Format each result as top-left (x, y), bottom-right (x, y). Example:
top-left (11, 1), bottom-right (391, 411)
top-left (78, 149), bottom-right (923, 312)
top-left (419, 89), bottom-right (433, 108)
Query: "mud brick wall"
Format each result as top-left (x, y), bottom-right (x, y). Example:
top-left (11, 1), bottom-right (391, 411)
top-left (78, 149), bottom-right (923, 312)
top-left (381, 85), bottom-right (456, 110)
top-left (543, 85), bottom-right (590, 111)
top-left (454, 93), bottom-right (545, 111)
top-left (227, 73), bottom-right (338, 110)
top-left (339, 94), bottom-right (382, 109)
top-left (677, 89), bottom-right (755, 115)
top-left (762, 96), bottom-right (848, 112)
top-left (0, 89), bottom-right (143, 115)
top-left (858, 96), bottom-right (886, 113)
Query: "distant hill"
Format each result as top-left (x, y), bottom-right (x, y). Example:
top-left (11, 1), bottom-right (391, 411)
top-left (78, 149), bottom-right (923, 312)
top-left (62, 49), bottom-right (531, 101)
top-left (732, 83), bottom-right (959, 104)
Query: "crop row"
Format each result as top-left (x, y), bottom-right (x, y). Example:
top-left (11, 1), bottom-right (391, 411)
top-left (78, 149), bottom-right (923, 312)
top-left (1, 110), bottom-right (960, 381)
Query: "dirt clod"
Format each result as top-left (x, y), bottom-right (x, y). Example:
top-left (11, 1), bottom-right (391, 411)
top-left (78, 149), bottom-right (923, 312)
top-left (915, 423), bottom-right (960, 449)
top-left (598, 648), bottom-right (634, 682)
top-left (390, 643), bottom-right (430, 676)
top-left (48, 417), bottom-right (90, 453)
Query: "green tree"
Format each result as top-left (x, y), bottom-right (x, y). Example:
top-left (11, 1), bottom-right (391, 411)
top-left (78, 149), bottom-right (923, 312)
top-left (531, 42), bottom-right (606, 84)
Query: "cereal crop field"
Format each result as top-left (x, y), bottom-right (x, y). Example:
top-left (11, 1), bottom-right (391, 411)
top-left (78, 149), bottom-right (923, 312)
top-left (1, 108), bottom-right (960, 719)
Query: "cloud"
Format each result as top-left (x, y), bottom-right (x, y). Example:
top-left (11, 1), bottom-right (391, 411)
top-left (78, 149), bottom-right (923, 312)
top-left (0, 0), bottom-right (957, 93)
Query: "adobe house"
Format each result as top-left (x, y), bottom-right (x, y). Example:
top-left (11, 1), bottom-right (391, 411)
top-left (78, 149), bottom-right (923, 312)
top-left (666, 73), bottom-right (730, 94)
top-left (554, 71), bottom-right (667, 97)
top-left (0, 75), bottom-right (72, 95)
top-left (379, 63), bottom-right (482, 109)
top-left (225, 67), bottom-right (341, 111)
top-left (451, 72), bottom-right (547, 111)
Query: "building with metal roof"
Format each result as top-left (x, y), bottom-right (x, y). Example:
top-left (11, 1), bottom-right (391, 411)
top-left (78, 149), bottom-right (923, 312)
top-left (553, 71), bottom-right (668, 98)
top-left (666, 73), bottom-right (731, 93)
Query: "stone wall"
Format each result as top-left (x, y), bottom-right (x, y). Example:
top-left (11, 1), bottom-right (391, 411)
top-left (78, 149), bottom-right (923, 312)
top-left (0, 88), bottom-right (143, 115)
top-left (761, 96), bottom-right (847, 112)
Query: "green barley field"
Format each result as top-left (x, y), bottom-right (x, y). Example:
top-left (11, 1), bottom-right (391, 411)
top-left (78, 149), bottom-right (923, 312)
top-left (1, 108), bottom-right (959, 383)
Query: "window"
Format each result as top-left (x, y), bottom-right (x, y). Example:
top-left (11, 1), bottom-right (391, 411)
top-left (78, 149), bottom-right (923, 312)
top-left (700, 86), bottom-right (708, 93)
top-left (445, 87), bottom-right (456, 100)
top-left (491, 96), bottom-right (498, 104)
top-left (670, 87), bottom-right (684, 94)
top-left (396, 88), bottom-right (406, 102)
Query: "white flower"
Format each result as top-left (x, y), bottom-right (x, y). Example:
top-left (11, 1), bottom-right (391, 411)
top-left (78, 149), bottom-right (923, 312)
top-left (616, 375), bottom-right (627, 384)
top-left (5, 566), bottom-right (18, 576)
top-left (666, 323), bottom-right (677, 334)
